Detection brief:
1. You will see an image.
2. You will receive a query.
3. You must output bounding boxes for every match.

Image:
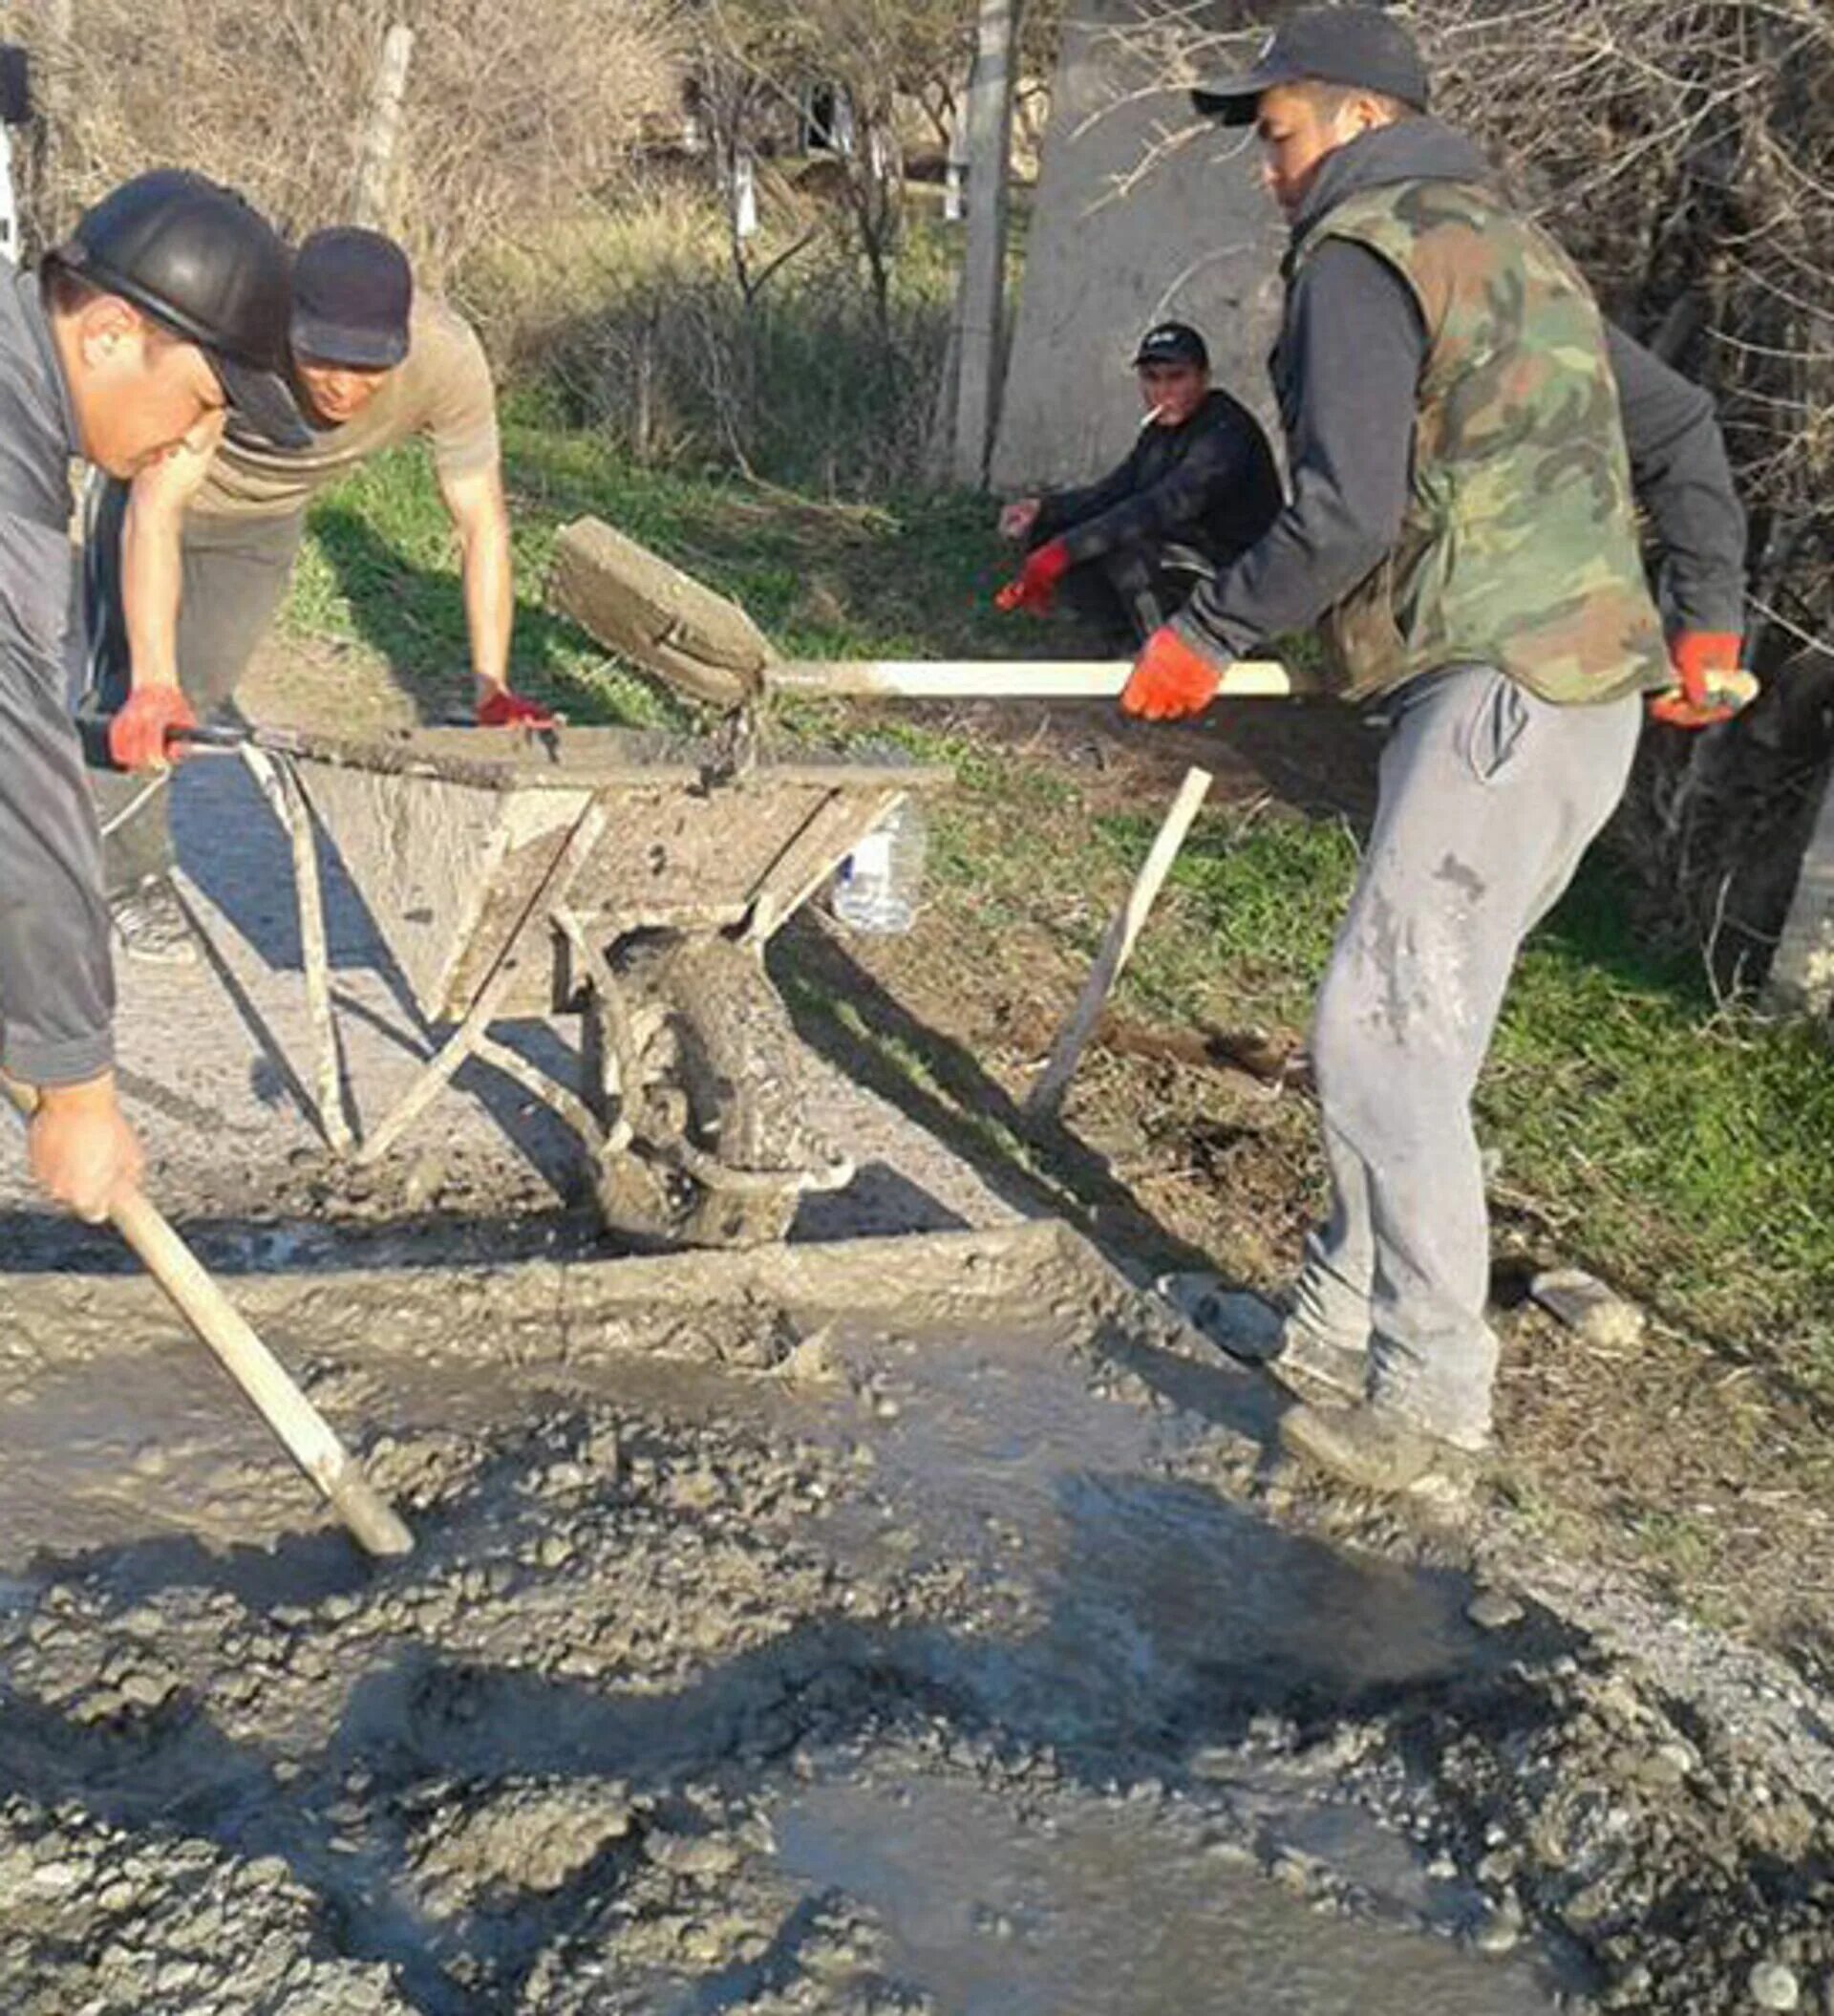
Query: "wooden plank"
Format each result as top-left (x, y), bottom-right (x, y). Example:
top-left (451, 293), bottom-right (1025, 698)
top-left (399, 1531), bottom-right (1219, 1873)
top-left (771, 658), bottom-right (1292, 700)
top-left (1024, 765), bottom-right (1213, 1122)
top-left (550, 515), bottom-right (772, 710)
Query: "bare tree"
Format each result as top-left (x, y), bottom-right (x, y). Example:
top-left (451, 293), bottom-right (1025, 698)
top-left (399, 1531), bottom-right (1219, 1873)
top-left (18, 0), bottom-right (679, 283)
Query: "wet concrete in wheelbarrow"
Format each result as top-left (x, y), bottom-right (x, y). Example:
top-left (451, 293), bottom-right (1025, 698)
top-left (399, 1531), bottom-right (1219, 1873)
top-left (1, 1225), bottom-right (1832, 2014)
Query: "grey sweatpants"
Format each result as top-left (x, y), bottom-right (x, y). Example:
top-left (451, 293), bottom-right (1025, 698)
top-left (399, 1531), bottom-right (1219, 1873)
top-left (1290, 665), bottom-right (1643, 1448)
top-left (80, 478), bottom-right (305, 897)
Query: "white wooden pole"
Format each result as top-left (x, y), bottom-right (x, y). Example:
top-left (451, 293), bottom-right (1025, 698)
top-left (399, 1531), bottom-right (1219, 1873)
top-left (770, 658), bottom-right (1291, 700)
top-left (3, 1078), bottom-right (413, 1558)
top-left (1024, 764), bottom-right (1214, 1121)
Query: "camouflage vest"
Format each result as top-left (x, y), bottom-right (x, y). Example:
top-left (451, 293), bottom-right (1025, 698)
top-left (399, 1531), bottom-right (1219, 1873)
top-left (1290, 179), bottom-right (1668, 705)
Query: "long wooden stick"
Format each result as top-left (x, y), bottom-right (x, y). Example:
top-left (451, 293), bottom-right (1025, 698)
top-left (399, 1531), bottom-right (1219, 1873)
top-left (1024, 765), bottom-right (1214, 1124)
top-left (241, 745), bottom-right (353, 1154)
top-left (4, 1081), bottom-right (413, 1558)
top-left (770, 659), bottom-right (1290, 700)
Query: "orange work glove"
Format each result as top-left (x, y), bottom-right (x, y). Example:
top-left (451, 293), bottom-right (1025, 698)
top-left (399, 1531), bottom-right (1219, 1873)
top-left (994, 538), bottom-right (1072, 616)
top-left (477, 685), bottom-right (559, 729)
top-left (1120, 625), bottom-right (1224, 721)
top-left (1648, 631), bottom-right (1758, 729)
top-left (108, 684), bottom-right (198, 772)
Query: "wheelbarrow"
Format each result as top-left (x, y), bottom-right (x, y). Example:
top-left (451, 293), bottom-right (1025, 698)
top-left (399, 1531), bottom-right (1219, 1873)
top-left (241, 722), bottom-right (946, 1248)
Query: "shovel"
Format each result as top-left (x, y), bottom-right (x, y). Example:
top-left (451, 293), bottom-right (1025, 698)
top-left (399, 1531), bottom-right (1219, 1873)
top-left (5, 1079), bottom-right (414, 1559)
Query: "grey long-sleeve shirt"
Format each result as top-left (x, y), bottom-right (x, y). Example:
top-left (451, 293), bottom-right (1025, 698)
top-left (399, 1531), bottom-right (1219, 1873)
top-left (0, 262), bottom-right (114, 1087)
top-left (1177, 121), bottom-right (1747, 666)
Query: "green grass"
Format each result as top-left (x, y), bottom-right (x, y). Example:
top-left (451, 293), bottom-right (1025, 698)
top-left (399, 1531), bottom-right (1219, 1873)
top-left (285, 388), bottom-right (1039, 720)
top-left (279, 406), bottom-right (1834, 1398)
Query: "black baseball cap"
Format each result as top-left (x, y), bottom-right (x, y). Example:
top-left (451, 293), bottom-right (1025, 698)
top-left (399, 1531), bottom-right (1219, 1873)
top-left (50, 170), bottom-right (309, 448)
top-left (1133, 321), bottom-right (1209, 370)
top-left (1192, 7), bottom-right (1429, 125)
top-left (290, 227), bottom-right (413, 371)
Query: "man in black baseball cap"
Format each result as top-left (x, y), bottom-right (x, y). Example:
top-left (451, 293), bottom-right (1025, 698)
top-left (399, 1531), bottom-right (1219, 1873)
top-left (995, 318), bottom-right (1280, 647)
top-left (1, 170), bottom-right (300, 1221)
top-left (1115, 7), bottom-right (1750, 1495)
top-left (84, 222), bottom-right (552, 964)
top-left (1191, 6), bottom-right (1429, 126)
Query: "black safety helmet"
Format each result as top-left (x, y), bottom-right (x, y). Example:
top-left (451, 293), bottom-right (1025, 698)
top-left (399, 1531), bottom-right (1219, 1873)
top-left (47, 169), bottom-right (309, 448)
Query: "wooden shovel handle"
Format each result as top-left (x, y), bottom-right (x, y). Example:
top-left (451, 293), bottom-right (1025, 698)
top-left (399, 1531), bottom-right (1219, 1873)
top-left (5, 1078), bottom-right (413, 1558)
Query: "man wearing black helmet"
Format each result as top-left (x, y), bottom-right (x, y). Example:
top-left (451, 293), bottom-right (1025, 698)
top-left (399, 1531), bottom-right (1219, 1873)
top-left (84, 225), bottom-right (547, 964)
top-left (995, 320), bottom-right (1281, 648)
top-left (0, 169), bottom-right (304, 1220)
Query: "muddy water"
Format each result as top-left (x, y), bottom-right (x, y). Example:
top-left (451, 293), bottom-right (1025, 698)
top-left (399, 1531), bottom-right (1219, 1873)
top-left (0, 1230), bottom-right (1801, 2010)
top-left (779, 1774), bottom-right (1552, 2016)
top-left (758, 1315), bottom-right (1566, 2014)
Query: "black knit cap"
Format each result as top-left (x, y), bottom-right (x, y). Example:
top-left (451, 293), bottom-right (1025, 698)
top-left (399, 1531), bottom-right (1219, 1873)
top-left (50, 169), bottom-right (308, 448)
top-left (1192, 7), bottom-right (1429, 125)
top-left (290, 227), bottom-right (413, 371)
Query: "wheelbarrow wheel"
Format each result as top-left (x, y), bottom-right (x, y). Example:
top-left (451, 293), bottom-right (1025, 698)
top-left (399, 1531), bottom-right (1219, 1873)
top-left (593, 1144), bottom-right (800, 1251)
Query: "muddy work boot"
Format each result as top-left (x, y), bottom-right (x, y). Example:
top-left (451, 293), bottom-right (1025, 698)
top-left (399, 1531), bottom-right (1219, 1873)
top-left (1278, 1400), bottom-right (1484, 1500)
top-left (1268, 1318), bottom-right (1367, 1404)
top-left (109, 875), bottom-right (198, 967)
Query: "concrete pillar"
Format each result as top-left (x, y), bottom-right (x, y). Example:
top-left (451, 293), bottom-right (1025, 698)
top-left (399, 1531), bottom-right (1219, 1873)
top-left (991, 0), bottom-right (1285, 495)
top-left (949, 0), bottom-right (1022, 489)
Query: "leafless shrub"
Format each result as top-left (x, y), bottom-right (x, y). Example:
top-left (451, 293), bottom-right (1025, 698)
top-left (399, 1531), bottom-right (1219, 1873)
top-left (480, 180), bottom-right (956, 494)
top-left (21, 0), bottom-right (678, 286)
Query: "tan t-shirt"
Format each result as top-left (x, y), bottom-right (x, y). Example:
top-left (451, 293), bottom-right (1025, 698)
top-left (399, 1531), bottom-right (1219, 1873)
top-left (192, 300), bottom-right (500, 520)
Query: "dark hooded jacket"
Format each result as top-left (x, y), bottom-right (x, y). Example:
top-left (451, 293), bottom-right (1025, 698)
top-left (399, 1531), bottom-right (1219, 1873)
top-left (1173, 118), bottom-right (1746, 669)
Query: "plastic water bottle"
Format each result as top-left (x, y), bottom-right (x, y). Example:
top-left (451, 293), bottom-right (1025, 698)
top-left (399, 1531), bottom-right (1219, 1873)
top-left (831, 798), bottom-right (928, 934)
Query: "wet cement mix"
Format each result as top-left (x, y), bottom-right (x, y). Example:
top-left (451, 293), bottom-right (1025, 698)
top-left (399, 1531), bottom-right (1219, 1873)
top-left (3, 1222), bottom-right (1833, 2015)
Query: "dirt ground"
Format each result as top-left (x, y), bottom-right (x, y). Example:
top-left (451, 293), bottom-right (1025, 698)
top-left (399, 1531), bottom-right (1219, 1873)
top-left (795, 693), bottom-right (1834, 1690)
top-left (4, 636), bottom-right (1834, 2012)
top-left (4, 1227), bottom-right (1834, 2015)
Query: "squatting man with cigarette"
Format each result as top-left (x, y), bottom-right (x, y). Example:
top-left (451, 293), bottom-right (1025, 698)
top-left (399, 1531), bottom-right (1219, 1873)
top-left (1118, 8), bottom-right (1751, 1493)
top-left (996, 320), bottom-right (1282, 647)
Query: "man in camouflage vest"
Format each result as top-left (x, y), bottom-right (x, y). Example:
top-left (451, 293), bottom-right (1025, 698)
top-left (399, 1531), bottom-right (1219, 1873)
top-left (1122, 7), bottom-right (1749, 1492)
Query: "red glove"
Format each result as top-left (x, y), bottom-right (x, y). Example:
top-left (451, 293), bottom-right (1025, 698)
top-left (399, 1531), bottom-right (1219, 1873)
top-left (108, 684), bottom-right (198, 771)
top-left (994, 538), bottom-right (1072, 616)
top-left (1120, 626), bottom-right (1223, 721)
top-left (477, 686), bottom-right (559, 729)
top-left (1649, 631), bottom-right (1757, 729)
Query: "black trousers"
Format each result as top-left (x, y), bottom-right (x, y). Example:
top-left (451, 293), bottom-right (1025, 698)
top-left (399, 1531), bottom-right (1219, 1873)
top-left (1052, 539), bottom-right (1215, 650)
top-left (80, 478), bottom-right (305, 897)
